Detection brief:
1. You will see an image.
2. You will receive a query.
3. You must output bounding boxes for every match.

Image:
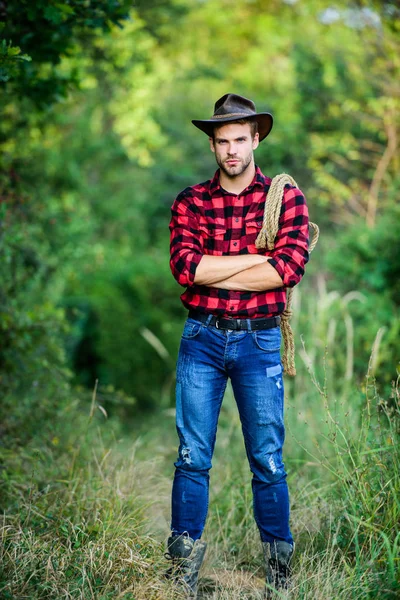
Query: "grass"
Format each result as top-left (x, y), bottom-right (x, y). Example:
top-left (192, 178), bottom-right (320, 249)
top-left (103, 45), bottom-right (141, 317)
top-left (1, 305), bottom-right (399, 598)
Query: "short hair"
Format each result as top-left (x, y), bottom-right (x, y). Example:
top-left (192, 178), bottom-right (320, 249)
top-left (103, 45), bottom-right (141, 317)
top-left (212, 118), bottom-right (258, 140)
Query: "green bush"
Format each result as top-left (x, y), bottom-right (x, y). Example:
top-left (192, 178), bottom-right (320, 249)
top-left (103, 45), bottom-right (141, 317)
top-left (325, 205), bottom-right (400, 391)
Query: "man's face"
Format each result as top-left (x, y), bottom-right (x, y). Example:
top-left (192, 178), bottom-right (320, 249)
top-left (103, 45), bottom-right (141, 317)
top-left (209, 122), bottom-right (259, 178)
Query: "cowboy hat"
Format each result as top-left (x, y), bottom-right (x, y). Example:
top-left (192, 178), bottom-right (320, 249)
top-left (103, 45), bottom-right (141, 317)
top-left (192, 93), bottom-right (273, 141)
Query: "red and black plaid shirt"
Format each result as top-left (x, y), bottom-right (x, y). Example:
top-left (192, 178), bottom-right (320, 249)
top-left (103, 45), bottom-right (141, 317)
top-left (169, 166), bottom-right (309, 318)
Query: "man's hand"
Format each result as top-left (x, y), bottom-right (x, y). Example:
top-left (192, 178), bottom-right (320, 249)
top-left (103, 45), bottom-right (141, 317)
top-left (207, 261), bottom-right (283, 292)
top-left (194, 254), bottom-right (269, 286)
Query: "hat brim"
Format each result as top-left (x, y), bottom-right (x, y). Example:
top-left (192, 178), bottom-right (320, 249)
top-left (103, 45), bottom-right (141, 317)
top-left (192, 113), bottom-right (273, 141)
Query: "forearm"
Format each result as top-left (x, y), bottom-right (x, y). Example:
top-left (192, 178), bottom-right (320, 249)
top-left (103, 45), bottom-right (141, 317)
top-left (208, 261), bottom-right (283, 291)
top-left (194, 254), bottom-right (269, 285)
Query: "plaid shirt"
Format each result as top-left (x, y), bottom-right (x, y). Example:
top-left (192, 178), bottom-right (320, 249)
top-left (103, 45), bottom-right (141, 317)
top-left (169, 166), bottom-right (309, 318)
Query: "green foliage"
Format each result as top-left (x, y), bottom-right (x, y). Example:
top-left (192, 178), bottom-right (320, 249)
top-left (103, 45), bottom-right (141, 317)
top-left (0, 0), bottom-right (131, 104)
top-left (324, 204), bottom-right (400, 387)
top-left (1, 1), bottom-right (399, 425)
top-left (0, 0), bottom-right (134, 442)
top-left (0, 38), bottom-right (31, 83)
top-left (327, 204), bottom-right (400, 308)
top-left (0, 199), bottom-right (71, 396)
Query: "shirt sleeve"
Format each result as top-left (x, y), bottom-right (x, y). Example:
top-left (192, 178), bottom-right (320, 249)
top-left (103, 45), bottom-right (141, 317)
top-left (169, 190), bottom-right (204, 287)
top-left (268, 185), bottom-right (309, 288)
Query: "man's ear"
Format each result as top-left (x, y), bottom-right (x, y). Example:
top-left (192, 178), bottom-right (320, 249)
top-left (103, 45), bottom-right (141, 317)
top-left (252, 132), bottom-right (260, 151)
top-left (209, 136), bottom-right (215, 153)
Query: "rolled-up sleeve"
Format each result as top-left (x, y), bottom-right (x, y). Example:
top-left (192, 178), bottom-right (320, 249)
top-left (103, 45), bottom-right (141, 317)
top-left (169, 190), bottom-right (203, 287)
top-left (268, 185), bottom-right (309, 288)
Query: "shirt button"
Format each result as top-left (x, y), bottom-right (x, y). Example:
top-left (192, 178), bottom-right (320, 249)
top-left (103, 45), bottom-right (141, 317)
top-left (233, 242), bottom-right (237, 246)
top-left (230, 306), bottom-right (234, 310)
top-left (235, 218), bottom-right (239, 222)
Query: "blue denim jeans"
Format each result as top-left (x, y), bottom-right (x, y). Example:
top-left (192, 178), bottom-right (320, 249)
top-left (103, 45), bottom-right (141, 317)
top-left (171, 316), bottom-right (293, 545)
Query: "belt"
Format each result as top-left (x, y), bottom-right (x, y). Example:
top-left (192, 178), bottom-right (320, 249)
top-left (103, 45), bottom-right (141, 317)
top-left (188, 309), bottom-right (281, 331)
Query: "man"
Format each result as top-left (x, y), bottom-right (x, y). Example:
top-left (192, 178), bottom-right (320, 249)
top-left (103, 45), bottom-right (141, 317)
top-left (166, 93), bottom-right (309, 598)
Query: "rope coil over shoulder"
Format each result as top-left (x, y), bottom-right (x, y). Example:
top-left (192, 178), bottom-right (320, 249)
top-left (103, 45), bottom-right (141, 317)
top-left (255, 174), bottom-right (319, 376)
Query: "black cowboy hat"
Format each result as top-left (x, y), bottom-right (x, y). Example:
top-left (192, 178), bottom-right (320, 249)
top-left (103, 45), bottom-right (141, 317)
top-left (192, 93), bottom-right (273, 141)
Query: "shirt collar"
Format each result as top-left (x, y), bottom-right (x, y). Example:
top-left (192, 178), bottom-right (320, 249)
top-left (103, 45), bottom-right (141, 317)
top-left (209, 165), bottom-right (266, 196)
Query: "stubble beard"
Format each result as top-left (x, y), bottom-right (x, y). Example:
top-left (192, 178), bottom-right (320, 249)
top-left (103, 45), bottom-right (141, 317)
top-left (217, 151), bottom-right (253, 179)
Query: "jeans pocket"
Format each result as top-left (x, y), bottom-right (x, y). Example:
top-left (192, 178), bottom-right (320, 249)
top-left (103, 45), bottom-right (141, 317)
top-left (253, 327), bottom-right (281, 352)
top-left (181, 318), bottom-right (203, 340)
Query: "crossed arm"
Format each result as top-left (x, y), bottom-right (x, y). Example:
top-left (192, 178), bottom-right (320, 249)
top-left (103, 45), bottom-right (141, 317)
top-left (194, 254), bottom-right (283, 291)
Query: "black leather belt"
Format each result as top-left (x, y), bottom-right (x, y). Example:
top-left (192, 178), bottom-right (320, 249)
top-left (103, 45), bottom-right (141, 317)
top-left (188, 310), bottom-right (281, 331)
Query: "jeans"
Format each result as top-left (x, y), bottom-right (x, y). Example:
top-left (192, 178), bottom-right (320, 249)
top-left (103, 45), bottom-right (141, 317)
top-left (171, 316), bottom-right (293, 545)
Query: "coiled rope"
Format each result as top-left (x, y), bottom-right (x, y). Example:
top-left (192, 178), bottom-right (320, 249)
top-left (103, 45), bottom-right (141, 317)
top-left (255, 174), bottom-right (319, 376)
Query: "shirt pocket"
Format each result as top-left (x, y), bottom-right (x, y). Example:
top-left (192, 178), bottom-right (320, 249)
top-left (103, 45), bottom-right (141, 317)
top-left (198, 223), bottom-right (227, 254)
top-left (244, 218), bottom-right (263, 253)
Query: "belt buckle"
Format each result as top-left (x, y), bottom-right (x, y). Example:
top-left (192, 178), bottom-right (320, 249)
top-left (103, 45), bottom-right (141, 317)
top-left (215, 317), bottom-right (220, 329)
top-left (226, 317), bottom-right (236, 331)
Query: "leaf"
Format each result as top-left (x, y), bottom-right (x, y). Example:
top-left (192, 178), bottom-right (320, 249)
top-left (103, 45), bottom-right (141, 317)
top-left (97, 404), bottom-right (108, 419)
top-left (7, 46), bottom-right (21, 57)
top-left (15, 54), bottom-right (32, 62)
top-left (44, 6), bottom-right (64, 25)
top-left (54, 3), bottom-right (75, 16)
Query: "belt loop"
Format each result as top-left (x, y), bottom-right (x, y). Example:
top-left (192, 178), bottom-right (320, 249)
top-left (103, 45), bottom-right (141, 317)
top-left (205, 314), bottom-right (214, 327)
top-left (246, 318), bottom-right (251, 332)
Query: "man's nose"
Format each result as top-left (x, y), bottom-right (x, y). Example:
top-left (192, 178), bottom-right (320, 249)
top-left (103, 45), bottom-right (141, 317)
top-left (227, 143), bottom-right (237, 155)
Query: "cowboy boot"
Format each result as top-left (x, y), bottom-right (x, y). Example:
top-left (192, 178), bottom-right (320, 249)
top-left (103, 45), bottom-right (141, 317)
top-left (262, 540), bottom-right (294, 598)
top-left (165, 533), bottom-right (207, 598)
